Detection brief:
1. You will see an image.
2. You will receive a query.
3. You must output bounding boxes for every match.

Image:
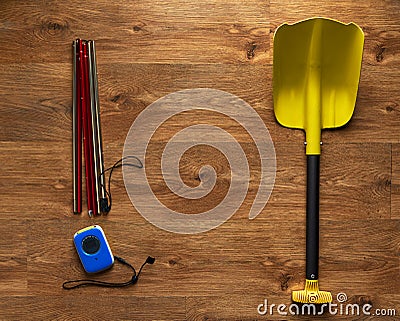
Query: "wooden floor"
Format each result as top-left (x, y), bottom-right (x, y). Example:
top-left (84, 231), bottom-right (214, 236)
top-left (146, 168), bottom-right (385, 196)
top-left (0, 0), bottom-right (399, 320)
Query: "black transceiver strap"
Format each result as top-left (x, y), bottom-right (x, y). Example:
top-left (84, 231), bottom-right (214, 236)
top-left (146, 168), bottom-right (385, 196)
top-left (62, 256), bottom-right (155, 289)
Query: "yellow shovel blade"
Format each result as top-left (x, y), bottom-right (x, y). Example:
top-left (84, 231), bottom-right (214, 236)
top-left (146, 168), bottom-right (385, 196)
top-left (273, 18), bottom-right (364, 155)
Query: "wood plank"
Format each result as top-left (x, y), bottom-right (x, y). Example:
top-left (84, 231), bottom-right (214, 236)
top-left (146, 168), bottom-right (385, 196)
top-left (0, 141), bottom-right (390, 221)
top-left (0, 62), bottom-right (398, 145)
top-left (26, 218), bottom-right (399, 298)
top-left (265, 142), bottom-right (391, 222)
top-left (392, 144), bottom-right (400, 219)
top-left (318, 143), bottom-right (391, 220)
top-left (0, 142), bottom-right (72, 218)
top-left (0, 220), bottom-right (27, 296)
top-left (325, 65), bottom-right (400, 145)
top-left (138, 141), bottom-right (390, 221)
top-left (0, 0), bottom-right (269, 64)
top-left (0, 63), bottom-right (273, 142)
top-left (186, 294), bottom-right (400, 320)
top-left (0, 295), bottom-right (186, 320)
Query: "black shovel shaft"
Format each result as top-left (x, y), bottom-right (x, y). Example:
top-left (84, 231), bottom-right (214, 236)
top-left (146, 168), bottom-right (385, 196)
top-left (306, 155), bottom-right (320, 280)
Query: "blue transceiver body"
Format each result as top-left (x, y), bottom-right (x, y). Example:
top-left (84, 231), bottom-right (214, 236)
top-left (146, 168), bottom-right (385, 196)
top-left (73, 225), bottom-right (114, 273)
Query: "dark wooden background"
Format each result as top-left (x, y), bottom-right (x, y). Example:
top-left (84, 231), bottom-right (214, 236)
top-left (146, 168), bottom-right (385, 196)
top-left (0, 0), bottom-right (399, 320)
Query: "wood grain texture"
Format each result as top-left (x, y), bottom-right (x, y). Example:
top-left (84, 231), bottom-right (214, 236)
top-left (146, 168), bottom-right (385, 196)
top-left (0, 0), bottom-right (269, 64)
top-left (0, 295), bottom-right (186, 321)
top-left (0, 219), bottom-right (27, 296)
top-left (25, 218), bottom-right (399, 296)
top-left (0, 0), bottom-right (399, 320)
top-left (0, 63), bottom-right (398, 144)
top-left (393, 144), bottom-right (400, 219)
top-left (186, 294), bottom-right (400, 320)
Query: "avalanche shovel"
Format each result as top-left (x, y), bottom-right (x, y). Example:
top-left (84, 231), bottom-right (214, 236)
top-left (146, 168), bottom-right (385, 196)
top-left (273, 18), bottom-right (364, 304)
